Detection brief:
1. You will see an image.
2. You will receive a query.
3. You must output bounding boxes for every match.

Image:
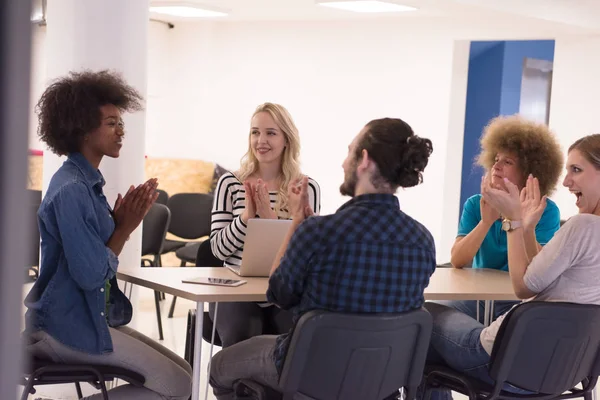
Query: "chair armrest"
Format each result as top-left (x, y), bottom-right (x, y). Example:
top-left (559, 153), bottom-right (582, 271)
top-left (233, 379), bottom-right (282, 400)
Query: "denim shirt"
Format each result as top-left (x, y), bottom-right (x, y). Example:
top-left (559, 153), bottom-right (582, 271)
top-left (24, 153), bottom-right (132, 354)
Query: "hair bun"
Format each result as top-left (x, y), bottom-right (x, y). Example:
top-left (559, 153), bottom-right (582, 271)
top-left (394, 135), bottom-right (433, 187)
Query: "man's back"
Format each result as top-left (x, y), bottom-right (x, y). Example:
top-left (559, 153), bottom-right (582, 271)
top-left (267, 193), bottom-right (437, 373)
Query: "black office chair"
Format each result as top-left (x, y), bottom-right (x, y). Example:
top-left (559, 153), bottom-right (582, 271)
top-left (140, 203), bottom-right (171, 340)
top-left (21, 354), bottom-right (145, 400)
top-left (27, 189), bottom-right (42, 282)
top-left (424, 301), bottom-right (600, 400)
top-left (166, 193), bottom-right (214, 318)
top-left (155, 188), bottom-right (169, 205)
top-left (161, 193), bottom-right (213, 260)
top-left (234, 308), bottom-right (433, 400)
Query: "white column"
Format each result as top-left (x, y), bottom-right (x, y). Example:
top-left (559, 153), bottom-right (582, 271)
top-left (42, 0), bottom-right (150, 273)
top-left (0, 0), bottom-right (32, 396)
top-left (548, 34), bottom-right (600, 218)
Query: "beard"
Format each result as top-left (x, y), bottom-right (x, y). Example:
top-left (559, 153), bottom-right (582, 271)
top-left (339, 168), bottom-right (358, 197)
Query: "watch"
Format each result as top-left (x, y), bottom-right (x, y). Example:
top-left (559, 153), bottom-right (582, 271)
top-left (501, 218), bottom-right (522, 232)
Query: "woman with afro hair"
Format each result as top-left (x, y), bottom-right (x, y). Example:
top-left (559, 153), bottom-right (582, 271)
top-left (445, 115), bottom-right (564, 322)
top-left (23, 70), bottom-right (192, 400)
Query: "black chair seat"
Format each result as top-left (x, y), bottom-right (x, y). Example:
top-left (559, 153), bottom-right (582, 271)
top-left (26, 357), bottom-right (145, 383)
top-left (161, 239), bottom-right (186, 254)
top-left (424, 365), bottom-right (596, 400)
top-left (235, 309), bottom-right (432, 400)
top-left (22, 356), bottom-right (145, 400)
top-left (424, 302), bottom-right (600, 400)
top-left (176, 242), bottom-right (202, 264)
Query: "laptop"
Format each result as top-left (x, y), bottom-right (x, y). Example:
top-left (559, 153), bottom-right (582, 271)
top-left (226, 218), bottom-right (293, 277)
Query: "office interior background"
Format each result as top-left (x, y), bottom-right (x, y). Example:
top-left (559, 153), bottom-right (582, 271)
top-left (1, 0), bottom-right (600, 398)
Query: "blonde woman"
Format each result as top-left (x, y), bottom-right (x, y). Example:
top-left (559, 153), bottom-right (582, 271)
top-left (209, 102), bottom-right (321, 347)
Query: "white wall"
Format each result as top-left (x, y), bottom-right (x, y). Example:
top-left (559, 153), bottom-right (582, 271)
top-left (28, 20), bottom-right (171, 151)
top-left (162, 20), bottom-right (467, 262)
top-left (549, 34), bottom-right (600, 219)
top-left (28, 24), bottom-right (46, 150)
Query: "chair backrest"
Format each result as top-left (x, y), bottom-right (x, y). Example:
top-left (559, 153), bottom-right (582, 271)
top-left (29, 190), bottom-right (42, 267)
top-left (155, 189), bottom-right (169, 205)
top-left (166, 193), bottom-right (213, 240)
top-left (489, 301), bottom-right (600, 395)
top-left (141, 203), bottom-right (171, 256)
top-left (195, 239), bottom-right (223, 267)
top-left (279, 308), bottom-right (432, 400)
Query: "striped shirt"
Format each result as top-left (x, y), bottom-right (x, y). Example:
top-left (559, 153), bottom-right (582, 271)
top-left (210, 172), bottom-right (321, 267)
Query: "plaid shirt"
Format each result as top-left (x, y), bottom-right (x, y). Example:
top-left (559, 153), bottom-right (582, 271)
top-left (267, 193), bottom-right (436, 374)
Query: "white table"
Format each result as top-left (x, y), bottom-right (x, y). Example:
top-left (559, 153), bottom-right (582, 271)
top-left (117, 266), bottom-right (517, 400)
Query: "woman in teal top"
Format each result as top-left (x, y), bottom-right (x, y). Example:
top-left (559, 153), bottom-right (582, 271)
top-left (446, 116), bottom-right (564, 321)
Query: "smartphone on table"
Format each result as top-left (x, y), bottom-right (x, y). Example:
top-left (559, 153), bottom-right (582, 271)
top-left (182, 277), bottom-right (247, 287)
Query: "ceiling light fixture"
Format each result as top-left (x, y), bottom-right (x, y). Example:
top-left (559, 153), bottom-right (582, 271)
top-left (149, 2), bottom-right (228, 18)
top-left (318, 0), bottom-right (417, 13)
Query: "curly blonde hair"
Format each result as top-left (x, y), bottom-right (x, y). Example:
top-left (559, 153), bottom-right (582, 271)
top-left (236, 102), bottom-right (302, 217)
top-left (477, 115), bottom-right (564, 196)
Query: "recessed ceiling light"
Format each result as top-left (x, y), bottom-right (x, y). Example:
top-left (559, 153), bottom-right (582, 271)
top-left (149, 5), bottom-right (227, 18)
top-left (318, 1), bottom-right (417, 13)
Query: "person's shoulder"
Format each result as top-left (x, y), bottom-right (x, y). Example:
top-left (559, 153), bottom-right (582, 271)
top-left (218, 171), bottom-right (241, 184)
top-left (562, 213), bottom-right (600, 232)
top-left (543, 198), bottom-right (560, 215)
top-left (215, 172), bottom-right (243, 192)
top-left (45, 164), bottom-right (86, 200)
top-left (400, 211), bottom-right (435, 244)
top-left (40, 178), bottom-right (89, 217)
top-left (465, 194), bottom-right (482, 207)
top-left (293, 215), bottom-right (322, 238)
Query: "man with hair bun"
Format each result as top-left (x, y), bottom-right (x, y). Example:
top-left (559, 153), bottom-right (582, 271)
top-left (209, 117), bottom-right (437, 399)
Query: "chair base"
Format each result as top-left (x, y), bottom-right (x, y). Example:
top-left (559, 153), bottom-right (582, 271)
top-left (424, 365), bottom-right (598, 400)
top-left (22, 359), bottom-right (145, 400)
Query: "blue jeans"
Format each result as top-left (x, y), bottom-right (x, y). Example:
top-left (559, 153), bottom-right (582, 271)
top-left (433, 300), bottom-right (519, 323)
top-left (419, 302), bottom-right (527, 400)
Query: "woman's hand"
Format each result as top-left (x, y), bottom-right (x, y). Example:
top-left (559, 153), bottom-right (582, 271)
top-left (253, 179), bottom-right (277, 220)
top-left (481, 175), bottom-right (522, 221)
top-left (288, 176), bottom-right (313, 223)
top-left (241, 181), bottom-right (257, 224)
top-left (114, 178), bottom-right (159, 235)
top-left (480, 174), bottom-right (501, 225)
top-left (520, 175), bottom-right (547, 232)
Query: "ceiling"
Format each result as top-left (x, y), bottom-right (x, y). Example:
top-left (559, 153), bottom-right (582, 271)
top-left (149, 0), bottom-right (600, 32)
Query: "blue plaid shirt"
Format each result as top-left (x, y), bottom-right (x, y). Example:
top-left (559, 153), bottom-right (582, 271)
top-left (267, 193), bottom-right (437, 374)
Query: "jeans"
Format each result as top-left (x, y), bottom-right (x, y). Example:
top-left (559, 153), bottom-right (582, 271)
top-left (26, 326), bottom-right (192, 400)
top-left (433, 300), bottom-right (519, 323)
top-left (209, 335), bottom-right (280, 400)
top-left (209, 302), bottom-right (293, 347)
top-left (419, 302), bottom-right (528, 400)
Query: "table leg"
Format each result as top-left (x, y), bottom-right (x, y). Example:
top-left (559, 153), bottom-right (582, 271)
top-left (192, 301), bottom-right (204, 400)
top-left (484, 300), bottom-right (491, 327)
top-left (204, 302), bottom-right (219, 400)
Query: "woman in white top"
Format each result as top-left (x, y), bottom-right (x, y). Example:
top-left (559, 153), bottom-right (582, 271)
top-left (209, 102), bottom-right (321, 347)
top-left (421, 134), bottom-right (600, 400)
